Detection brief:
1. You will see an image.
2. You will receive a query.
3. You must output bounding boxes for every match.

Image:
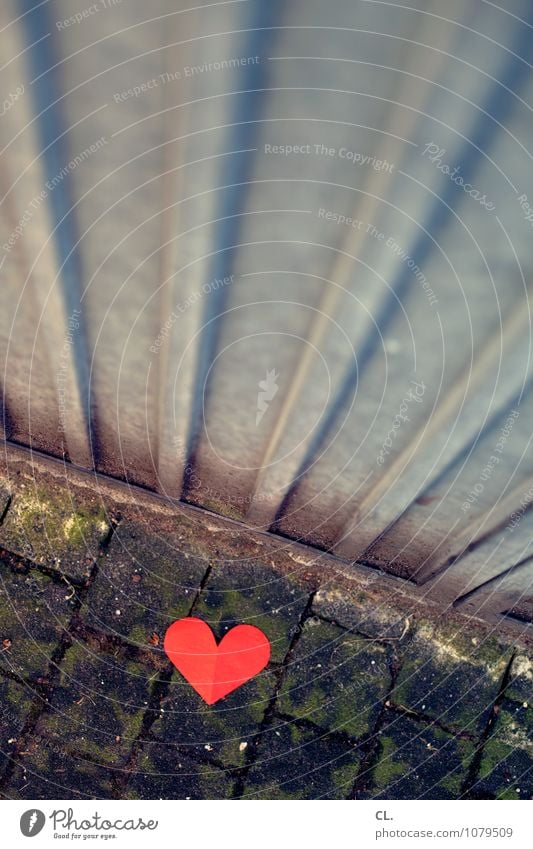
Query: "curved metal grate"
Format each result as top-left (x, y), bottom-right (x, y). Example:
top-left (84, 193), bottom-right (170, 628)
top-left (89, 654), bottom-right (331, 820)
top-left (0, 0), bottom-right (532, 624)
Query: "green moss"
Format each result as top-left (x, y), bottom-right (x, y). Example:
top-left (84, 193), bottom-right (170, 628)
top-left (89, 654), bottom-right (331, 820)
top-left (0, 677), bottom-right (36, 729)
top-left (331, 762), bottom-right (359, 798)
top-left (497, 787), bottom-right (522, 800)
top-left (196, 765), bottom-right (235, 799)
top-left (300, 686), bottom-right (332, 723)
top-left (37, 707), bottom-right (65, 738)
top-left (478, 739), bottom-right (511, 779)
top-left (278, 621), bottom-right (390, 738)
top-left (0, 567), bottom-right (74, 679)
top-left (438, 739), bottom-right (473, 794)
top-left (57, 644), bottom-right (81, 684)
top-left (123, 788), bottom-right (141, 800)
top-left (127, 623), bottom-right (150, 645)
top-left (250, 782), bottom-right (304, 800)
top-left (75, 736), bottom-right (114, 764)
top-left (373, 735), bottom-right (407, 786)
top-left (1, 483), bottom-right (108, 575)
top-left (494, 705), bottom-right (532, 750)
top-left (32, 643), bottom-right (149, 769)
top-left (113, 703), bottom-right (144, 745)
top-left (439, 773), bottom-right (461, 793)
top-left (62, 509), bottom-right (105, 547)
top-left (391, 656), bottom-right (420, 707)
top-left (202, 587), bottom-right (247, 624)
top-left (193, 563), bottom-right (306, 664)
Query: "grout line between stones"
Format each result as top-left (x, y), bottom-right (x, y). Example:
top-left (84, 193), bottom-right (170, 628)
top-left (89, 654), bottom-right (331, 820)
top-left (348, 648), bottom-right (404, 799)
top-left (383, 701), bottom-right (480, 742)
top-left (459, 650), bottom-right (517, 799)
top-left (231, 590), bottom-right (317, 799)
top-left (0, 545), bottom-right (88, 589)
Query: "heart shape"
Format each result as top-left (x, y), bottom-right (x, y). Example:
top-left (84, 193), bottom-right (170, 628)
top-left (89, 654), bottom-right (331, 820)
top-left (163, 617), bottom-right (270, 704)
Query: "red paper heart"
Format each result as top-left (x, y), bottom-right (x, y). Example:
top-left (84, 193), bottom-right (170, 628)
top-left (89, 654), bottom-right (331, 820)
top-left (163, 617), bottom-right (270, 704)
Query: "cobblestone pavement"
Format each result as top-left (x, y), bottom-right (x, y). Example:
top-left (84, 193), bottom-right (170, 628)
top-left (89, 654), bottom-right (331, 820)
top-left (0, 447), bottom-right (531, 800)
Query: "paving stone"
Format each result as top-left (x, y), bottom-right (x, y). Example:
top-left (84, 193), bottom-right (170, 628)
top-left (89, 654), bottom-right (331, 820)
top-left (0, 561), bottom-right (74, 680)
top-left (126, 742), bottom-right (234, 799)
top-left (313, 586), bottom-right (411, 640)
top-left (471, 698), bottom-right (532, 799)
top-left (242, 719), bottom-right (362, 799)
top-left (0, 481), bottom-right (110, 580)
top-left (391, 623), bottom-right (511, 735)
top-left (193, 560), bottom-right (310, 663)
top-left (81, 521), bottom-right (209, 645)
top-left (0, 675), bottom-right (40, 779)
top-left (473, 742), bottom-right (532, 800)
top-left (505, 653), bottom-right (532, 705)
top-left (25, 639), bottom-right (152, 768)
top-left (5, 755), bottom-right (116, 799)
top-left (492, 698), bottom-right (533, 757)
top-left (365, 713), bottom-right (476, 800)
top-left (153, 665), bottom-right (275, 769)
top-left (277, 618), bottom-right (392, 739)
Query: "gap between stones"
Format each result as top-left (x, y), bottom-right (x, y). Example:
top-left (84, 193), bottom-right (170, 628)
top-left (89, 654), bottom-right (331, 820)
top-left (0, 515), bottom-right (120, 795)
top-left (459, 650), bottom-right (517, 799)
top-left (230, 591), bottom-right (318, 799)
top-left (347, 646), bottom-right (404, 799)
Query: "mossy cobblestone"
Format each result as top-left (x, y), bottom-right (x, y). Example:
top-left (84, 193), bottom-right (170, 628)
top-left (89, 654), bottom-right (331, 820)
top-left (312, 586), bottom-right (411, 640)
top-left (192, 559), bottom-right (310, 663)
top-left (6, 754), bottom-right (116, 799)
top-left (0, 675), bottom-right (38, 779)
top-left (2, 640), bottom-right (153, 799)
top-left (391, 623), bottom-right (512, 735)
top-left (241, 719), bottom-right (363, 799)
top-left (0, 482), bottom-right (109, 580)
top-left (28, 639), bottom-right (153, 766)
top-left (277, 618), bottom-right (393, 740)
top-left (0, 470), bottom-right (530, 799)
top-left (363, 713), bottom-right (477, 800)
top-left (470, 654), bottom-right (532, 799)
top-left (125, 742), bottom-right (235, 799)
top-left (80, 521), bottom-right (209, 646)
top-left (0, 560), bottom-right (74, 680)
top-left (153, 667), bottom-right (275, 769)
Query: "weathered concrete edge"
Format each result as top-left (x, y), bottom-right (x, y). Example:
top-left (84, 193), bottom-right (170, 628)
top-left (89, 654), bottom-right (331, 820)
top-left (0, 439), bottom-right (530, 650)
